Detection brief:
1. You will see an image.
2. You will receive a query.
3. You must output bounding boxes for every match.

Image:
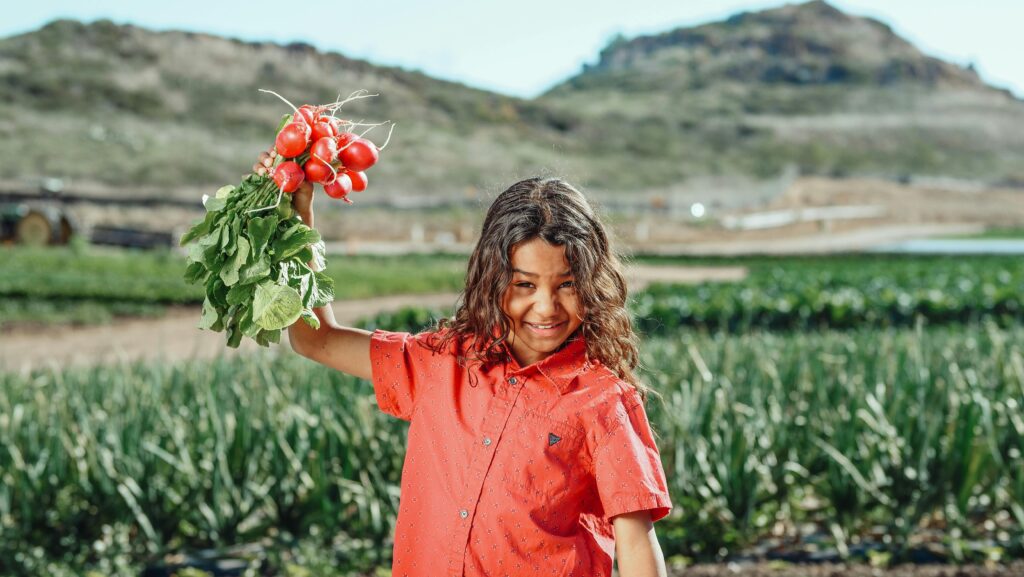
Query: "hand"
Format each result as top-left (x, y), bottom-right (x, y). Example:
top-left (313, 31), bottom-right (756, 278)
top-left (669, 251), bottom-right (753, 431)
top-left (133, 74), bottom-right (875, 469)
top-left (253, 148), bottom-right (315, 219)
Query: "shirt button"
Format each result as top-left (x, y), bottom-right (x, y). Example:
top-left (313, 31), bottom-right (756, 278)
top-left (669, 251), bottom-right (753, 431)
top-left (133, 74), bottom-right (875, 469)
top-left (508, 377), bottom-right (517, 385)
top-left (483, 436), bottom-right (492, 446)
top-left (459, 509), bottom-right (469, 519)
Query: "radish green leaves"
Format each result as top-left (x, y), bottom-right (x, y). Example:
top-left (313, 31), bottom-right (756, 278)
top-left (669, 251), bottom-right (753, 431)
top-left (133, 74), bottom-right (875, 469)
top-left (180, 174), bottom-right (333, 348)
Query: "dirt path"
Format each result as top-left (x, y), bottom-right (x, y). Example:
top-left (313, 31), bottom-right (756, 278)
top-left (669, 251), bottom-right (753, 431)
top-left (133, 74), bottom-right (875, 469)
top-left (0, 264), bottom-right (745, 372)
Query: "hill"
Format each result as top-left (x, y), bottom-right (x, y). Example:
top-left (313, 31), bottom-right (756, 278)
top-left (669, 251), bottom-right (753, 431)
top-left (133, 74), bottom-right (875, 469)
top-left (1, 1), bottom-right (1022, 202)
top-left (540, 0), bottom-right (1024, 184)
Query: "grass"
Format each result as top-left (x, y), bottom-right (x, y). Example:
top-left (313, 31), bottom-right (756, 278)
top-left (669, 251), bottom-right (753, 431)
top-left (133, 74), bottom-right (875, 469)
top-left (0, 245), bottom-right (466, 330)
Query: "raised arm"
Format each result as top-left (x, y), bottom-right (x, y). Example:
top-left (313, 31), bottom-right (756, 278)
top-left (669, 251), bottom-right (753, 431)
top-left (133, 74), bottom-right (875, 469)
top-left (253, 150), bottom-right (373, 381)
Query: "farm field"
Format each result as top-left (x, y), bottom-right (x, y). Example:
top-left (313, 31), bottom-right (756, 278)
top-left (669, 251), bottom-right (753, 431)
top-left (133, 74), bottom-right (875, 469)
top-left (2, 322), bottom-right (1021, 576)
top-left (2, 248), bottom-right (1023, 575)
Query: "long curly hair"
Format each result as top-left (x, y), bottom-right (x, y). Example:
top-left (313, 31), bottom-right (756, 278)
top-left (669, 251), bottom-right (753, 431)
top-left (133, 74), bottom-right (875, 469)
top-left (426, 177), bottom-right (653, 403)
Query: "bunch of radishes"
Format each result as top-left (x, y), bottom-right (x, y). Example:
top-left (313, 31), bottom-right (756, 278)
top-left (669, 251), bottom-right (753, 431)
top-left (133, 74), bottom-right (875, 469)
top-left (268, 90), bottom-right (391, 204)
top-left (179, 90), bottom-right (393, 348)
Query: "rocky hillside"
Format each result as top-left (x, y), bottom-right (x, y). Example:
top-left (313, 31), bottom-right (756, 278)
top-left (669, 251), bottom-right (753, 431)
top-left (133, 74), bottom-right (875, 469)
top-left (569, 0), bottom-right (985, 91)
top-left (1, 1), bottom-right (1022, 201)
top-left (540, 1), bottom-right (1024, 184)
top-left (0, 19), bottom-right (580, 198)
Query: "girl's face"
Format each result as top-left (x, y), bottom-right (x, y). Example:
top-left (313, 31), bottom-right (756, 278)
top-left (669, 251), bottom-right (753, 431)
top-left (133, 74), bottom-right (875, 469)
top-left (501, 237), bottom-right (584, 368)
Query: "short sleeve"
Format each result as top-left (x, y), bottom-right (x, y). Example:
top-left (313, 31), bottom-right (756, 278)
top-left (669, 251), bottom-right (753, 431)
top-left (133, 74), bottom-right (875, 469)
top-left (369, 329), bottom-right (443, 422)
top-left (593, 396), bottom-right (673, 523)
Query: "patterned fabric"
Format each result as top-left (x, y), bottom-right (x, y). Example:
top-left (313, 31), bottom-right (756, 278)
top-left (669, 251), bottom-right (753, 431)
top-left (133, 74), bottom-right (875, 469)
top-left (370, 327), bottom-right (672, 577)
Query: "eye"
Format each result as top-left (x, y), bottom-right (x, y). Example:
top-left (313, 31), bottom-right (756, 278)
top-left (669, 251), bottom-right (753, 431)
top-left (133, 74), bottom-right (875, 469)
top-left (560, 281), bottom-right (575, 289)
top-left (514, 282), bottom-right (534, 288)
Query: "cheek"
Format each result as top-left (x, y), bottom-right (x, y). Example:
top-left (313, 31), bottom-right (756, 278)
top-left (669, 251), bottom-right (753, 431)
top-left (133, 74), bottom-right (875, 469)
top-left (500, 290), bottom-right (518, 319)
top-left (567, 294), bottom-right (584, 318)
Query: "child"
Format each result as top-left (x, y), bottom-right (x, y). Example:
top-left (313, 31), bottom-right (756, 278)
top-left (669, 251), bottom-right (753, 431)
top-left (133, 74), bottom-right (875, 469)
top-left (255, 152), bottom-right (673, 577)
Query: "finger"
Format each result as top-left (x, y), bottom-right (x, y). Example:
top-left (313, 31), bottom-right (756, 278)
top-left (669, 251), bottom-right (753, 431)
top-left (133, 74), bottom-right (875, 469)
top-left (257, 151), bottom-right (269, 163)
top-left (255, 166), bottom-right (267, 176)
top-left (262, 156), bottom-right (274, 168)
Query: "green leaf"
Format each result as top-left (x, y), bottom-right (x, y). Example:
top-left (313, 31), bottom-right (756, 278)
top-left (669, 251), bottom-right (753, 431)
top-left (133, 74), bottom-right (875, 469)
top-left (198, 297), bottom-right (221, 330)
top-left (240, 306), bottom-right (260, 338)
top-left (252, 282), bottom-right (303, 330)
top-left (247, 215), bottom-right (278, 259)
top-left (183, 261), bottom-right (208, 285)
top-left (272, 228), bottom-right (321, 261)
top-left (306, 270), bottom-right (335, 309)
top-left (310, 240), bottom-right (327, 271)
top-left (255, 328), bottom-right (281, 347)
top-left (295, 246), bottom-right (314, 263)
top-left (226, 282), bottom-right (255, 307)
top-left (276, 113), bottom-right (293, 133)
top-left (220, 216), bottom-right (240, 255)
top-left (238, 253), bottom-right (271, 286)
top-left (300, 308), bottom-right (320, 330)
top-left (188, 226), bottom-right (222, 267)
top-left (276, 202), bottom-right (294, 220)
top-left (179, 211), bottom-right (217, 246)
top-left (205, 275), bottom-right (228, 309)
top-left (204, 196), bottom-right (228, 212)
top-left (219, 236), bottom-right (250, 287)
top-left (215, 185), bottom-right (235, 199)
top-left (187, 239), bottom-right (206, 264)
top-left (226, 323), bottom-right (243, 348)
top-left (276, 221), bottom-right (305, 243)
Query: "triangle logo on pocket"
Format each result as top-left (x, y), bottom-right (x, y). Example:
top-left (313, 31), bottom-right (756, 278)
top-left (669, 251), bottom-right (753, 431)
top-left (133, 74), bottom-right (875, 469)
top-left (548, 433), bottom-right (561, 446)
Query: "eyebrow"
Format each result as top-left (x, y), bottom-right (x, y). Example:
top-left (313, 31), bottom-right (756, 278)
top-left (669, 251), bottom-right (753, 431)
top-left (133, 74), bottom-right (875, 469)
top-left (512, 268), bottom-right (572, 277)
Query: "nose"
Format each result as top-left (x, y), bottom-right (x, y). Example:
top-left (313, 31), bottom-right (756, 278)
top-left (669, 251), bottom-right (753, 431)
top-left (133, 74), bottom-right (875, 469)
top-left (533, 288), bottom-right (561, 316)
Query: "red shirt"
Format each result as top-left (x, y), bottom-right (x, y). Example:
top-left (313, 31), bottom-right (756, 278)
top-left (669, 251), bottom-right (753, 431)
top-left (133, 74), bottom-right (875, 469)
top-left (369, 327), bottom-right (672, 577)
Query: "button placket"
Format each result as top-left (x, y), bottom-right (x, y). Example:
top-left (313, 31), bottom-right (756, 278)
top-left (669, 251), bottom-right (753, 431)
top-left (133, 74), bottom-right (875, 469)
top-left (448, 375), bottom-right (527, 577)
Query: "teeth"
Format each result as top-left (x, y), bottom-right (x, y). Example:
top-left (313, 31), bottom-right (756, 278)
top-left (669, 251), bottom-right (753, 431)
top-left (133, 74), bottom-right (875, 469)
top-left (531, 323), bottom-right (558, 329)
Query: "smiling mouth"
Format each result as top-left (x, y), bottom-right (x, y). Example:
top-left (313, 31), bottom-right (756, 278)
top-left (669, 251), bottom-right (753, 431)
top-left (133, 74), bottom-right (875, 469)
top-left (524, 321), bottom-right (567, 335)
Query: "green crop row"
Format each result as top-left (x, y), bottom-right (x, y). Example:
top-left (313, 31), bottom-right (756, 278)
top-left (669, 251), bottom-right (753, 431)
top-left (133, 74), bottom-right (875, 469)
top-left (2, 324), bottom-right (1021, 575)
top-left (632, 255), bottom-right (1023, 334)
top-left (350, 255), bottom-right (1024, 335)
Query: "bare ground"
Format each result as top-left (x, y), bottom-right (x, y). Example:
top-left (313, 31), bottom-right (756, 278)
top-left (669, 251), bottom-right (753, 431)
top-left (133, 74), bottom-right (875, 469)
top-left (0, 264), bottom-right (745, 372)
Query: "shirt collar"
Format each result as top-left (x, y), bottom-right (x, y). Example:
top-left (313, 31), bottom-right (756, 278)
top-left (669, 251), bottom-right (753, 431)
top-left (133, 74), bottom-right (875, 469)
top-left (496, 327), bottom-right (589, 395)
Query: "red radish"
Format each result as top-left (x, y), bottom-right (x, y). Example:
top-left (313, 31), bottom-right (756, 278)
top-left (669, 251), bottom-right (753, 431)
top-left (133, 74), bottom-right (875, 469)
top-left (294, 104), bottom-right (320, 126)
top-left (272, 161), bottom-right (305, 193)
top-left (336, 132), bottom-right (357, 148)
top-left (323, 173), bottom-right (354, 202)
top-left (339, 138), bottom-right (379, 172)
top-left (346, 169), bottom-right (368, 192)
top-left (275, 123), bottom-right (310, 158)
top-left (311, 118), bottom-right (339, 142)
top-left (303, 158), bottom-right (334, 184)
top-left (310, 137), bottom-right (339, 164)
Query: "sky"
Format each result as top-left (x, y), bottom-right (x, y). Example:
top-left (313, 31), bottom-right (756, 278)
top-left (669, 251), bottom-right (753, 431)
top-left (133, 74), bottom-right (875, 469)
top-left (3, 0), bottom-right (1021, 99)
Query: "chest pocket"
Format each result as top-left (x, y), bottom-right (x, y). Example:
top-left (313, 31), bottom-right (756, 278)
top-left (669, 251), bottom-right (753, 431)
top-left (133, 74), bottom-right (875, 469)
top-left (498, 409), bottom-right (586, 503)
